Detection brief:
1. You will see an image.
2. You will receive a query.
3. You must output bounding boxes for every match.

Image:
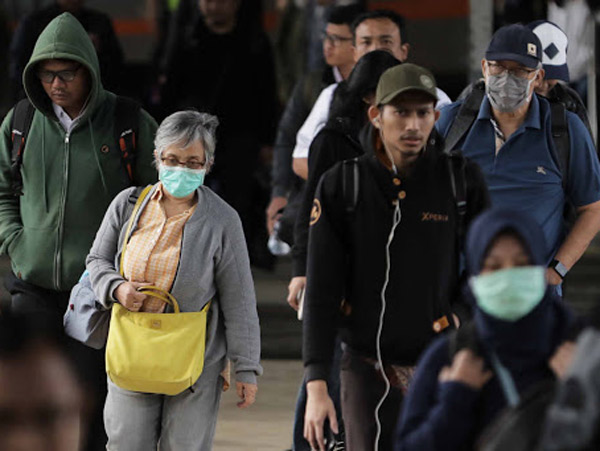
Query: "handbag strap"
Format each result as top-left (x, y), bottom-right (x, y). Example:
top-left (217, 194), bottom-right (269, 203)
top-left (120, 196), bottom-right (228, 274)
top-left (137, 286), bottom-right (180, 313)
top-left (116, 185), bottom-right (211, 315)
top-left (119, 185), bottom-right (153, 277)
top-left (489, 350), bottom-right (520, 408)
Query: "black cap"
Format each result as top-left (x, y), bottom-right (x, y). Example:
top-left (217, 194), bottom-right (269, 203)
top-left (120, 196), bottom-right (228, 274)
top-left (485, 24), bottom-right (542, 68)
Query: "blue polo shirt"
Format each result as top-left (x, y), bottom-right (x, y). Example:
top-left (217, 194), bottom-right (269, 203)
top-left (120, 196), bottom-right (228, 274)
top-left (436, 94), bottom-right (600, 261)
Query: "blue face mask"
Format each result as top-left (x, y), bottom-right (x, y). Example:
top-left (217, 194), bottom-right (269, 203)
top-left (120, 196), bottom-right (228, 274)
top-left (159, 164), bottom-right (206, 198)
top-left (470, 266), bottom-right (547, 322)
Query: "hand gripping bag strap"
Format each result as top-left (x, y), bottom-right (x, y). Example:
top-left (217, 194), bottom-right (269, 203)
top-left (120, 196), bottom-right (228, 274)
top-left (9, 98), bottom-right (35, 196)
top-left (106, 284), bottom-right (211, 395)
top-left (443, 80), bottom-right (485, 153)
top-left (108, 187), bottom-right (211, 395)
top-left (114, 96), bottom-right (140, 183)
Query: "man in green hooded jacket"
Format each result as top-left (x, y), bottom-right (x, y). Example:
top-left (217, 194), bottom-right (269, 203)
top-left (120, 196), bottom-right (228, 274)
top-left (0, 12), bottom-right (157, 314)
top-left (0, 13), bottom-right (157, 450)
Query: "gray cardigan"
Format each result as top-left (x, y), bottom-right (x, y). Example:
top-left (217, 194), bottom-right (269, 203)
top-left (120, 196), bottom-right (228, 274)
top-left (86, 184), bottom-right (262, 384)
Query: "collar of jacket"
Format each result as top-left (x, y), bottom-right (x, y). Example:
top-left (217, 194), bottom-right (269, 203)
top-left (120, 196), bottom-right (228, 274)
top-left (365, 129), bottom-right (443, 204)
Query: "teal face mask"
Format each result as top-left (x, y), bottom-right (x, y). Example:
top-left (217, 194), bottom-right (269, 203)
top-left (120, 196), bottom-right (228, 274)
top-left (470, 266), bottom-right (547, 322)
top-left (159, 164), bottom-right (206, 198)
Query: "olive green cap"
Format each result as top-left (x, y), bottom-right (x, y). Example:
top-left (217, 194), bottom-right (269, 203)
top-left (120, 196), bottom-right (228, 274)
top-left (375, 63), bottom-right (438, 105)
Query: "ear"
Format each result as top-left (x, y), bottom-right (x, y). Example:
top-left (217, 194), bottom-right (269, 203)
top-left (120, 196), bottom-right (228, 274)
top-left (434, 109), bottom-right (441, 122)
top-left (533, 68), bottom-right (545, 90)
top-left (481, 59), bottom-right (487, 78)
top-left (400, 43), bottom-right (410, 62)
top-left (368, 105), bottom-right (381, 128)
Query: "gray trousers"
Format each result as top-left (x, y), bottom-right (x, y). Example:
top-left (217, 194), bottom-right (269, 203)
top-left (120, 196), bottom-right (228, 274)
top-left (104, 362), bottom-right (224, 450)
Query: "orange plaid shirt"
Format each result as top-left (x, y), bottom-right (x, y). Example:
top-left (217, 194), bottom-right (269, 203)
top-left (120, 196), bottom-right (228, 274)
top-left (122, 184), bottom-right (197, 313)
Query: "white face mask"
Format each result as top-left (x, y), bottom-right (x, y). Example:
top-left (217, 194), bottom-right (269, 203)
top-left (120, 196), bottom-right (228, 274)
top-left (485, 69), bottom-right (537, 113)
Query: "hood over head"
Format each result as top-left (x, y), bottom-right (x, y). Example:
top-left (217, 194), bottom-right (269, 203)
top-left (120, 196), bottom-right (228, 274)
top-left (23, 12), bottom-right (103, 118)
top-left (465, 208), bottom-right (572, 367)
top-left (466, 208), bottom-right (547, 276)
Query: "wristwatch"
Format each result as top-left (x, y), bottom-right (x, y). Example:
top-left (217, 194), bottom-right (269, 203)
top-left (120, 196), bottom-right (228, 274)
top-left (550, 259), bottom-right (568, 279)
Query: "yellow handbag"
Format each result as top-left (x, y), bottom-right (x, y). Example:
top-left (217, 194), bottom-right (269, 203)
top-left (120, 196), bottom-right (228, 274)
top-left (106, 287), bottom-right (210, 395)
top-left (105, 186), bottom-right (211, 395)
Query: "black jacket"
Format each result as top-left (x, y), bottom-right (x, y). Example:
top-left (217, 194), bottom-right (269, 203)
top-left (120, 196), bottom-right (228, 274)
top-left (303, 135), bottom-right (490, 381)
top-left (292, 117), bottom-right (370, 276)
top-left (163, 18), bottom-right (278, 171)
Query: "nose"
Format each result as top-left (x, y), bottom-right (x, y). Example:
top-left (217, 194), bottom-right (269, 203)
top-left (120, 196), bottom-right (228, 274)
top-left (405, 113), bottom-right (419, 130)
top-left (51, 76), bottom-right (66, 89)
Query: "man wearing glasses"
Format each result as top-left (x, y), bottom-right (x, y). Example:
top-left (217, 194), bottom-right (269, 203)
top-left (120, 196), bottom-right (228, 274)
top-left (266, 5), bottom-right (362, 240)
top-left (437, 24), bottom-right (600, 292)
top-left (0, 12), bottom-right (157, 450)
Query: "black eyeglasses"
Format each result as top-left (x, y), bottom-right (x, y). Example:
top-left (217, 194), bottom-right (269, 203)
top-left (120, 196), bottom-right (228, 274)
top-left (161, 156), bottom-right (206, 170)
top-left (486, 62), bottom-right (537, 79)
top-left (37, 64), bottom-right (82, 83)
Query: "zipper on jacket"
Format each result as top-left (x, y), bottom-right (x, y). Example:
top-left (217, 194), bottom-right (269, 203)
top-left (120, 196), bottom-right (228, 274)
top-left (54, 132), bottom-right (70, 290)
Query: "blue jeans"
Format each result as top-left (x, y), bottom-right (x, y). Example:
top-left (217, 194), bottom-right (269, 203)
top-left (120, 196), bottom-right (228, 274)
top-left (293, 336), bottom-right (344, 451)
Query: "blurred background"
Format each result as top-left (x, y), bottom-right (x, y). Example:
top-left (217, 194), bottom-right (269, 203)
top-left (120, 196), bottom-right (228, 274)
top-left (0, 1), bottom-right (599, 449)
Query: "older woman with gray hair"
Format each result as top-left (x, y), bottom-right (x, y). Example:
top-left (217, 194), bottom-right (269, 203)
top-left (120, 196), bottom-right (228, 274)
top-left (86, 110), bottom-right (262, 450)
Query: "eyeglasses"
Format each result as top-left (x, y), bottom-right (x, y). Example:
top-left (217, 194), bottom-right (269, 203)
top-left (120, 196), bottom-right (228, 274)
top-left (161, 156), bottom-right (206, 170)
top-left (37, 64), bottom-right (82, 83)
top-left (486, 62), bottom-right (537, 79)
top-left (321, 32), bottom-right (353, 47)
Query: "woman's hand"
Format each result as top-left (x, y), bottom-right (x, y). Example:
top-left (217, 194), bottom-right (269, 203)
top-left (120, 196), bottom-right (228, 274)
top-left (236, 381), bottom-right (257, 408)
top-left (114, 281), bottom-right (151, 311)
top-left (549, 341), bottom-right (577, 380)
top-left (439, 349), bottom-right (493, 390)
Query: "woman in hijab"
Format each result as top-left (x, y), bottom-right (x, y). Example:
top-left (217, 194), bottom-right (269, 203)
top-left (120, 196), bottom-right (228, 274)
top-left (393, 208), bottom-right (574, 451)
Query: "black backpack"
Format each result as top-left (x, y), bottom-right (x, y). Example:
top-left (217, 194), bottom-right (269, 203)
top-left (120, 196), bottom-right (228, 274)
top-left (9, 96), bottom-right (140, 196)
top-left (341, 148), bottom-right (468, 241)
top-left (444, 80), bottom-right (570, 193)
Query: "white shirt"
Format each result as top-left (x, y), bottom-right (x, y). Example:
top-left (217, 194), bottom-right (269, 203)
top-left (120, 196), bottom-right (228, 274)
top-left (292, 84), bottom-right (453, 159)
top-left (52, 103), bottom-right (82, 133)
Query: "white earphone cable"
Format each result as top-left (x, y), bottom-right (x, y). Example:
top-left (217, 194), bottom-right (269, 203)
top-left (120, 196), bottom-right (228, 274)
top-left (374, 199), bottom-right (401, 451)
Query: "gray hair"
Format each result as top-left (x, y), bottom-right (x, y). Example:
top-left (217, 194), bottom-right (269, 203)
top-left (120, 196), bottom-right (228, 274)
top-left (154, 110), bottom-right (219, 166)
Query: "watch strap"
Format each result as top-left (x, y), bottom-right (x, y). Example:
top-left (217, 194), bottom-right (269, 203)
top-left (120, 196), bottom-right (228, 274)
top-left (550, 259), bottom-right (568, 279)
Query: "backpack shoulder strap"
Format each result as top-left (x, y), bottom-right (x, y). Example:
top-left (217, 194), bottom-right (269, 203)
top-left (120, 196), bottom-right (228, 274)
top-left (549, 100), bottom-right (570, 191)
top-left (446, 150), bottom-right (468, 242)
top-left (342, 158), bottom-right (359, 214)
top-left (9, 98), bottom-right (35, 196)
top-left (114, 96), bottom-right (141, 183)
top-left (444, 80), bottom-right (485, 153)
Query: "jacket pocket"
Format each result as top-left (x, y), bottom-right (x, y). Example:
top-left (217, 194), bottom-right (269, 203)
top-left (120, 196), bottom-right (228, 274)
top-left (9, 227), bottom-right (56, 288)
top-left (6, 228), bottom-right (23, 258)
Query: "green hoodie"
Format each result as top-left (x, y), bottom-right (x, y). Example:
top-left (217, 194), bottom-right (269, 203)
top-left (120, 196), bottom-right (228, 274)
top-left (0, 13), bottom-right (157, 291)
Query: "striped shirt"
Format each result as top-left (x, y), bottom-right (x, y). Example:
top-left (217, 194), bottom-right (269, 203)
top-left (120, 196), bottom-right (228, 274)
top-left (122, 183), bottom-right (197, 313)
